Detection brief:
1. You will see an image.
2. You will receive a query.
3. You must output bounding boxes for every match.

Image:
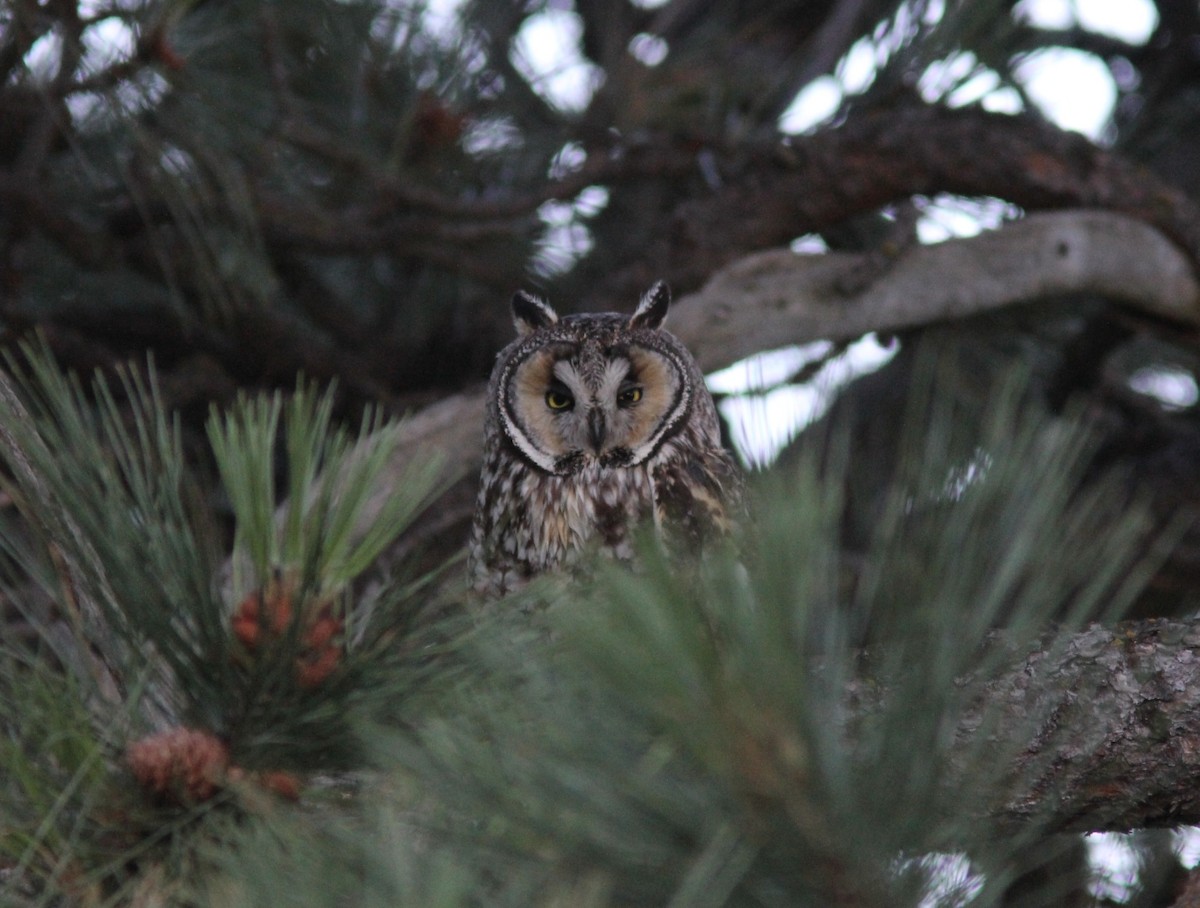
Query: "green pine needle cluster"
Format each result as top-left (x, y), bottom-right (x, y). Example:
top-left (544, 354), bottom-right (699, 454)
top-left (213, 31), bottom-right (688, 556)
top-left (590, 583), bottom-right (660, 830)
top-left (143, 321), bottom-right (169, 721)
top-left (209, 383), bottom-right (443, 602)
top-left (0, 347), bottom-right (445, 903)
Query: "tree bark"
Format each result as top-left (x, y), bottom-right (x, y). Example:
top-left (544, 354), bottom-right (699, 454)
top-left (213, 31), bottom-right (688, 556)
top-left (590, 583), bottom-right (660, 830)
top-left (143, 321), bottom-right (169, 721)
top-left (668, 209), bottom-right (1200, 372)
top-left (983, 618), bottom-right (1200, 835)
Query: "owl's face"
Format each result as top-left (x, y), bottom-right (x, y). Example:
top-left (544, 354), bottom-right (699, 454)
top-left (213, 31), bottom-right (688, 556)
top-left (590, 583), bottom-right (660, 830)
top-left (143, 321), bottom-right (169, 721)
top-left (493, 282), bottom-right (697, 476)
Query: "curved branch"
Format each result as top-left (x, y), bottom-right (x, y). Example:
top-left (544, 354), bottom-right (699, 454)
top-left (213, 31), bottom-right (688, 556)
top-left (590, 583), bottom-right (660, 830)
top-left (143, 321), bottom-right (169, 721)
top-left (668, 209), bottom-right (1200, 370)
top-left (590, 104), bottom-right (1200, 303)
top-left (389, 209), bottom-right (1200, 504)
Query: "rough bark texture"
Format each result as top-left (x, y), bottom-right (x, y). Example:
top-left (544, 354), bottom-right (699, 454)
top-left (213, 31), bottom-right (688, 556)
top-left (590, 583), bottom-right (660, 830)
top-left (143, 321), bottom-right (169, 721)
top-left (986, 619), bottom-right (1200, 835)
top-left (1173, 869), bottom-right (1200, 908)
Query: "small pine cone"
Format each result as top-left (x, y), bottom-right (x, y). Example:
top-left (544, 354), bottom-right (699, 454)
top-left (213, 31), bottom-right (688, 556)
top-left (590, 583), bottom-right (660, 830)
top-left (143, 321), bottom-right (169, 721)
top-left (232, 576), bottom-right (344, 687)
top-left (228, 766), bottom-right (302, 801)
top-left (126, 728), bottom-right (229, 803)
top-left (295, 643), bottom-right (341, 689)
top-left (295, 605), bottom-right (343, 688)
top-left (303, 608), bottom-right (341, 650)
top-left (230, 600), bottom-right (261, 649)
top-left (142, 28), bottom-right (186, 71)
top-left (413, 93), bottom-right (466, 150)
top-left (256, 770), bottom-right (301, 801)
top-left (231, 580), bottom-right (295, 650)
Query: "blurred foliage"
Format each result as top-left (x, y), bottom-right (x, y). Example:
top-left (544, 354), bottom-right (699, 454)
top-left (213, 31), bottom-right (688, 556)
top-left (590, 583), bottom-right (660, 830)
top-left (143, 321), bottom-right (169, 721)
top-left (0, 354), bottom-right (1172, 906)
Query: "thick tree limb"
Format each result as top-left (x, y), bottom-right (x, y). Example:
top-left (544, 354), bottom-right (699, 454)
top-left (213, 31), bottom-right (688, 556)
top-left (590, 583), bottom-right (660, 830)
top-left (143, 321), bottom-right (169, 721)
top-left (388, 209), bottom-right (1200, 542)
top-left (985, 618), bottom-right (1200, 835)
top-left (594, 104), bottom-right (1200, 303)
top-left (668, 209), bottom-right (1200, 370)
top-left (241, 106), bottom-right (1200, 307)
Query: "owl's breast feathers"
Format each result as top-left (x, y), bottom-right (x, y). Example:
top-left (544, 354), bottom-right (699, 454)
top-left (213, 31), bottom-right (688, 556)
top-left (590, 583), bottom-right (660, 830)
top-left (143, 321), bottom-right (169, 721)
top-left (469, 443), bottom-right (653, 597)
top-left (469, 432), bottom-right (743, 598)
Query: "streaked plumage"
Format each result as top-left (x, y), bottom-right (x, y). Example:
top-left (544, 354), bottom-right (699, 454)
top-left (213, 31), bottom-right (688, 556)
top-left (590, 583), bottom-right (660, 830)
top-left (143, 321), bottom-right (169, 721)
top-left (469, 282), bottom-right (743, 599)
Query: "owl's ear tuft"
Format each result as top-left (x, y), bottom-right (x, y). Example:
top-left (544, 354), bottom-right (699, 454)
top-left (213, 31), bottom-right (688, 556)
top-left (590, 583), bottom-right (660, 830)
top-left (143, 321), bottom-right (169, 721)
top-left (629, 281), bottom-right (670, 330)
top-left (512, 291), bottom-right (558, 337)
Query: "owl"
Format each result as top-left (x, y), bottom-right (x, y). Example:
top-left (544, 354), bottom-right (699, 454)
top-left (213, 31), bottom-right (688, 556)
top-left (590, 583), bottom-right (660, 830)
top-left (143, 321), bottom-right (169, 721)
top-left (468, 281), bottom-right (744, 599)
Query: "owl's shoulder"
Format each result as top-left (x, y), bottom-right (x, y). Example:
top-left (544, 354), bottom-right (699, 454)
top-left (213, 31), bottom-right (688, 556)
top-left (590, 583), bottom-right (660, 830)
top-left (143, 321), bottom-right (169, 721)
top-left (650, 437), bottom-right (744, 548)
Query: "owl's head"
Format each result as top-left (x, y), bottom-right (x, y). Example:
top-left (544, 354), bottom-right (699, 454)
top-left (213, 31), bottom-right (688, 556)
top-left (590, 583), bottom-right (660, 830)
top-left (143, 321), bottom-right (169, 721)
top-left (491, 282), bottom-right (701, 476)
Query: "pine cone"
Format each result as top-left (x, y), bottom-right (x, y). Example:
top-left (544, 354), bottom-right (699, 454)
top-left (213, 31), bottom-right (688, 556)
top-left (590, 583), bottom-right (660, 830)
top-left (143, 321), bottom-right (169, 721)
top-left (295, 605), bottom-right (344, 688)
top-left (126, 727), bottom-right (229, 803)
top-left (296, 642), bottom-right (341, 688)
top-left (231, 580), bottom-right (295, 650)
top-left (231, 576), bottom-right (345, 687)
top-left (227, 766), bottom-right (303, 801)
top-left (257, 770), bottom-right (302, 801)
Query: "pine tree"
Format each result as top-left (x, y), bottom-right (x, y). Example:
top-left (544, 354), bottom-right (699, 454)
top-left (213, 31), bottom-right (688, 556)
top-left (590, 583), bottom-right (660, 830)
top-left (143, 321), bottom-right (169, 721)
top-left (4, 1), bottom-right (1200, 905)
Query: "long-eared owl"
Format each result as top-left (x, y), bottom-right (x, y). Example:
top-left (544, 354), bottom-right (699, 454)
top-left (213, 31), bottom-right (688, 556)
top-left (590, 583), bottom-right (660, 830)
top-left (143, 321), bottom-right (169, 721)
top-left (468, 282), bottom-right (743, 598)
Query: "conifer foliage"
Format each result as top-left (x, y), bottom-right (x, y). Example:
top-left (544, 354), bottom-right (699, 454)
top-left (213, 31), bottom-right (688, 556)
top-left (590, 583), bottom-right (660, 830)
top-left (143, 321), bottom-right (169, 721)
top-left (0, 352), bottom-right (1170, 905)
top-left (0, 347), bottom-right (445, 902)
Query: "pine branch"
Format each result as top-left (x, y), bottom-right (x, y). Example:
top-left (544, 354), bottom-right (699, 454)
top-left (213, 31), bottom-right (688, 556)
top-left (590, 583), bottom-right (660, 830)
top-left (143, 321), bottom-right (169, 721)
top-left (1, 343), bottom-right (1186, 904)
top-left (669, 209), bottom-right (1200, 371)
top-left (978, 617), bottom-right (1200, 835)
top-left (0, 364), bottom-right (127, 709)
top-left (0, 348), bottom-right (454, 898)
top-left (586, 104), bottom-right (1200, 303)
top-left (379, 376), bottom-right (1184, 906)
top-left (363, 210), bottom-right (1198, 571)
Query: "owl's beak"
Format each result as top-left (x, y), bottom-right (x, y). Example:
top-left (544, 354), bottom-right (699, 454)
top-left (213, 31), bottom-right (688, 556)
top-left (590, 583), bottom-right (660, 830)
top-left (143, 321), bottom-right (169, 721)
top-left (587, 409), bottom-right (607, 452)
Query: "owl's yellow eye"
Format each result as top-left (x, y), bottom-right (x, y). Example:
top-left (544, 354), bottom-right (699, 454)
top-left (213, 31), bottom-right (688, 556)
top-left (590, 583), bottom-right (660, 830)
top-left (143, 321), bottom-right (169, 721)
top-left (545, 389), bottom-right (574, 411)
top-left (618, 386), bottom-right (643, 407)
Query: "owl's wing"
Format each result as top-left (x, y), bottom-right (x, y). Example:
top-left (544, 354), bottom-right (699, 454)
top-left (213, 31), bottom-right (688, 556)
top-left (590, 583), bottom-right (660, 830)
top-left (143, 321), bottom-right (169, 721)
top-left (652, 449), bottom-right (745, 553)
